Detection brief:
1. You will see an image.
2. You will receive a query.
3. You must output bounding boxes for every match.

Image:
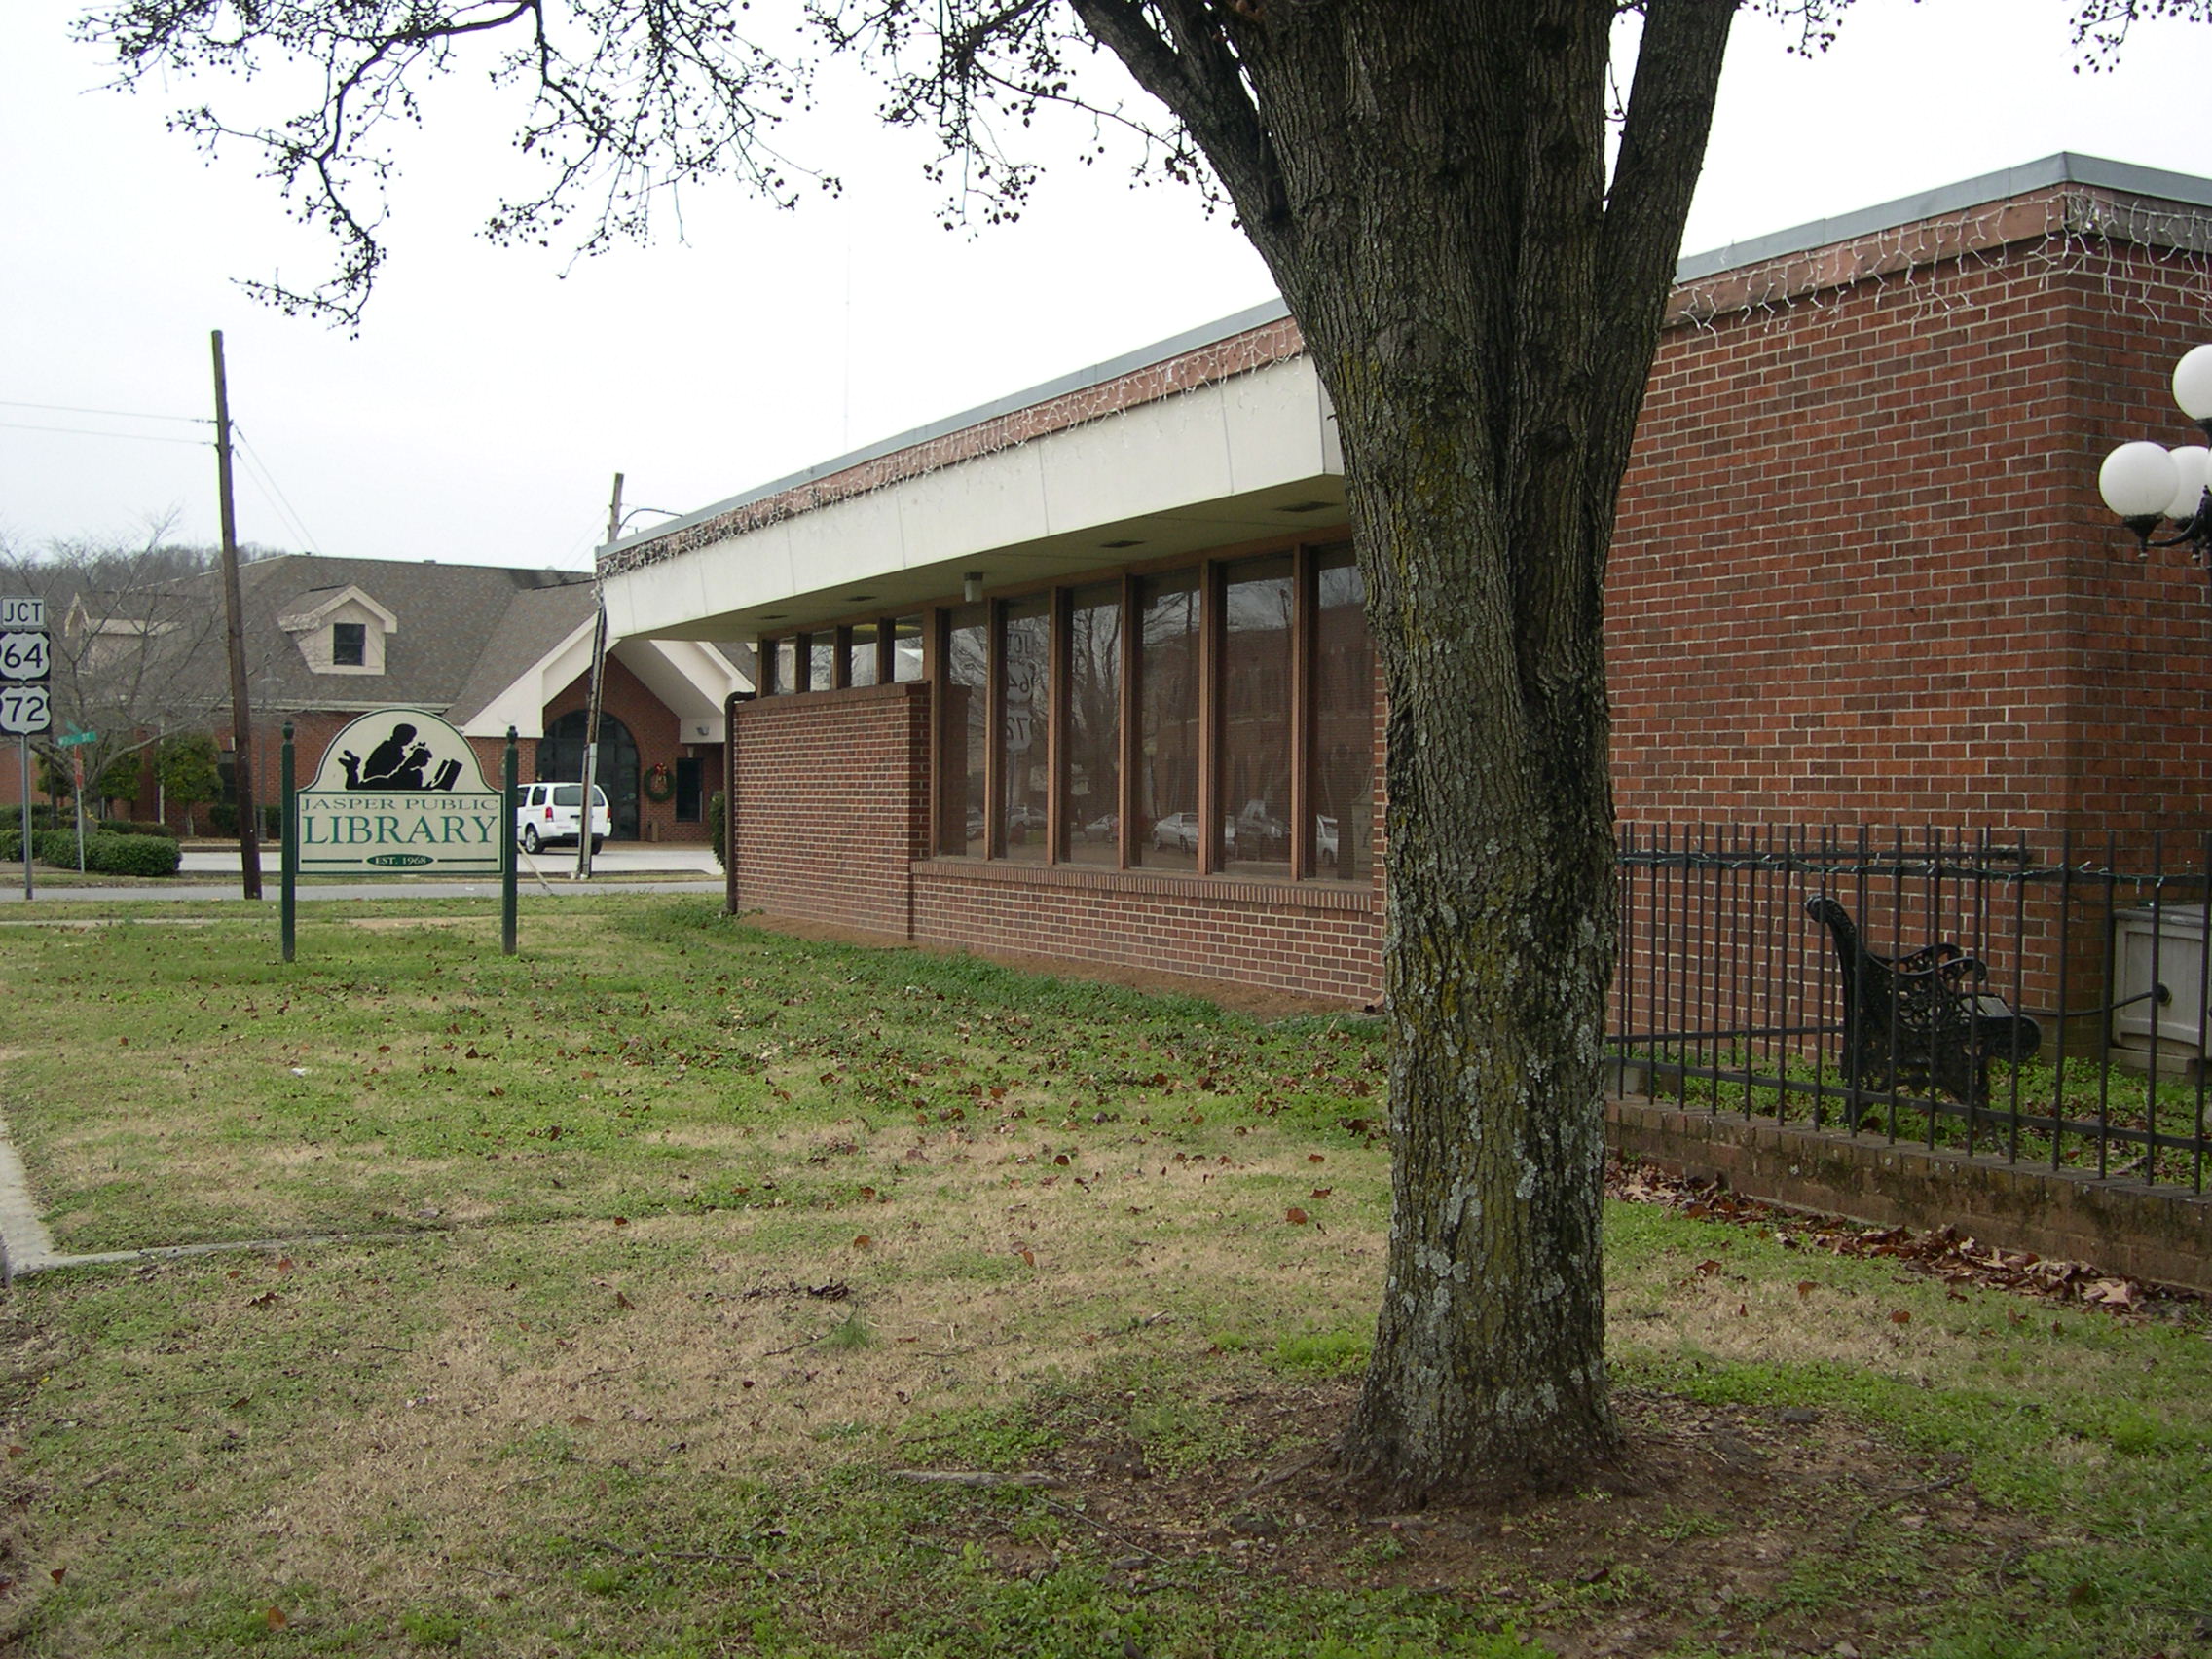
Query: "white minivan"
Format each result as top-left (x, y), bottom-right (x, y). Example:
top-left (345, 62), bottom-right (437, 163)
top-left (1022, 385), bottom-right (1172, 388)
top-left (515, 782), bottom-right (610, 854)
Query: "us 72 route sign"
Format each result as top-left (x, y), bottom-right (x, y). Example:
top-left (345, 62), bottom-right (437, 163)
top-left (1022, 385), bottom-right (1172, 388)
top-left (0, 685), bottom-right (50, 737)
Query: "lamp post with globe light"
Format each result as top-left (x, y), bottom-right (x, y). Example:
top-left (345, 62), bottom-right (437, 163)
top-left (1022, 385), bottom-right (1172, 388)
top-left (2098, 344), bottom-right (2212, 566)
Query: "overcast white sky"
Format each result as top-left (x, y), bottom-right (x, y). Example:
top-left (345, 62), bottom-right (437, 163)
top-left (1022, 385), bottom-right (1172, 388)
top-left (2, 0), bottom-right (2209, 571)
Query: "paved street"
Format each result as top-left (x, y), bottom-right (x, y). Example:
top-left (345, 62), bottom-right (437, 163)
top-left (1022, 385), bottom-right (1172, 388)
top-left (0, 841), bottom-right (723, 903)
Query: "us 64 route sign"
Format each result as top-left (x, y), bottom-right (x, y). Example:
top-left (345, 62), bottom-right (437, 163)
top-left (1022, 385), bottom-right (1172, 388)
top-left (0, 686), bottom-right (49, 737)
top-left (0, 632), bottom-right (51, 681)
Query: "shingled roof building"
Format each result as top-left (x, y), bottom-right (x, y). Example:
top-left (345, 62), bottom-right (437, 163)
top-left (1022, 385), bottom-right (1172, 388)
top-left (38, 554), bottom-right (750, 844)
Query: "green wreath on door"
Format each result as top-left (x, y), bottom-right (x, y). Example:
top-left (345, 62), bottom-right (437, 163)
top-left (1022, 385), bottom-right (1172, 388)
top-left (642, 761), bottom-right (676, 803)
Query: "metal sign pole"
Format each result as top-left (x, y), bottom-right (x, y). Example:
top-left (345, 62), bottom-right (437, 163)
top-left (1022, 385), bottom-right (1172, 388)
top-left (280, 723), bottom-right (297, 962)
top-left (17, 737), bottom-right (29, 902)
top-left (501, 727), bottom-right (519, 955)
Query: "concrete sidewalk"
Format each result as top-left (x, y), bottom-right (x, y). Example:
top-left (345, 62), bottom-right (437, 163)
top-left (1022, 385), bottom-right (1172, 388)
top-left (0, 841), bottom-right (725, 903)
top-left (176, 843), bottom-right (721, 877)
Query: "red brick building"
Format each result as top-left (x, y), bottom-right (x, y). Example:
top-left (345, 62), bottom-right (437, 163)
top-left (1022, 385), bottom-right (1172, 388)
top-left (24, 555), bottom-right (748, 844)
top-left (601, 154), bottom-right (2212, 1004)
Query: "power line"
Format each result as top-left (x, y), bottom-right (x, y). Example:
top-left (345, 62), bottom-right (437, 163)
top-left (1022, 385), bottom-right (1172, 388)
top-left (0, 398), bottom-right (211, 425)
top-left (0, 419), bottom-right (208, 448)
top-left (232, 426), bottom-right (324, 555)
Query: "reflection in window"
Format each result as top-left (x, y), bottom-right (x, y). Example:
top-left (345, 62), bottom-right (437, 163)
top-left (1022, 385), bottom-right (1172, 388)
top-left (1066, 584), bottom-right (1122, 866)
top-left (941, 607), bottom-right (988, 856)
top-left (768, 638), bottom-right (796, 696)
top-left (332, 622), bottom-right (367, 667)
top-left (1000, 598), bottom-right (1051, 863)
top-left (849, 623), bottom-right (880, 688)
top-left (891, 616), bottom-right (925, 682)
top-left (1313, 547), bottom-right (1372, 883)
top-left (808, 636), bottom-right (835, 692)
top-left (1224, 554), bottom-right (1294, 875)
top-left (1138, 570), bottom-right (1201, 870)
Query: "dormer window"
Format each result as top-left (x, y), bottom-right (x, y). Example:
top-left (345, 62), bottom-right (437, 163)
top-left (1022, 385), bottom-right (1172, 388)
top-left (278, 584), bottom-right (398, 676)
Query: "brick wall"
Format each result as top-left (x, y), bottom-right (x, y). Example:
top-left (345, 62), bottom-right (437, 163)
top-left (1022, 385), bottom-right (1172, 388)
top-left (910, 862), bottom-right (1381, 1006)
top-left (727, 679), bottom-right (1386, 1006)
top-left (731, 682), bottom-right (931, 936)
top-left (1611, 228), bottom-right (2212, 841)
top-left (1609, 1097), bottom-right (2212, 1293)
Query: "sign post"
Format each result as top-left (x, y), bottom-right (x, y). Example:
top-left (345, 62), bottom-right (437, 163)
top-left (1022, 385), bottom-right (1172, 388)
top-left (501, 727), bottom-right (518, 955)
top-left (1, 598), bottom-right (49, 901)
top-left (280, 722), bottom-right (297, 963)
top-left (56, 730), bottom-right (98, 874)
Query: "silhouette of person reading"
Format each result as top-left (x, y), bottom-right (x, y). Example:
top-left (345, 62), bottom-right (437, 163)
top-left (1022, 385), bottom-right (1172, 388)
top-left (336, 721), bottom-right (462, 791)
top-left (353, 723), bottom-right (427, 789)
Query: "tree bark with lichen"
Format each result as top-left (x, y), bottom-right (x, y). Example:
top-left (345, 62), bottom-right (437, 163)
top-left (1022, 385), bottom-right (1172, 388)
top-left (1074, 0), bottom-right (1737, 1500)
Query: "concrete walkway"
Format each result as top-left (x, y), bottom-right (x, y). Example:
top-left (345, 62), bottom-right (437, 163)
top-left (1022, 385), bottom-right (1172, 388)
top-left (0, 842), bottom-right (724, 903)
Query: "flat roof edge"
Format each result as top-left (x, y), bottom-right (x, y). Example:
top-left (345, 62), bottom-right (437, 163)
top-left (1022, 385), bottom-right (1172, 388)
top-left (605, 153), bottom-right (2211, 567)
top-left (606, 296), bottom-right (1293, 558)
top-left (1672, 152), bottom-right (2212, 282)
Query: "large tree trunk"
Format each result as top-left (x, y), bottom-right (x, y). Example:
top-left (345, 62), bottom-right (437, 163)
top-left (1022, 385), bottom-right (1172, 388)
top-left (1081, 0), bottom-right (1736, 1500)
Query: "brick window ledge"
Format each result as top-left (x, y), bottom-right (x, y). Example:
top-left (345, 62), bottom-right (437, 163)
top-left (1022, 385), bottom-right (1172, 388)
top-left (912, 857), bottom-right (1380, 912)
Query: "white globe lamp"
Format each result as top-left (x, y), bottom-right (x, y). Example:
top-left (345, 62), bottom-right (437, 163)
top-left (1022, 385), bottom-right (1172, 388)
top-left (2100, 441), bottom-right (2181, 523)
top-left (2096, 348), bottom-right (2212, 563)
top-left (2175, 344), bottom-right (2212, 427)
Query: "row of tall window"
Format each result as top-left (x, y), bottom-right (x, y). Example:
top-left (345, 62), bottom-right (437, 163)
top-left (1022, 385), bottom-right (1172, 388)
top-left (940, 544), bottom-right (1372, 883)
top-left (752, 545), bottom-right (1374, 884)
top-left (758, 618), bottom-right (927, 693)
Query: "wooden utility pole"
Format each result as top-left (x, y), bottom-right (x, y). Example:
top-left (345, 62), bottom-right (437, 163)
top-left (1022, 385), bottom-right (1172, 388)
top-left (210, 330), bottom-right (262, 900)
top-left (573, 473), bottom-right (617, 880)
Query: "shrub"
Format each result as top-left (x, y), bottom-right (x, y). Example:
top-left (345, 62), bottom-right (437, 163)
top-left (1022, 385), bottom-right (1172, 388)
top-left (83, 832), bottom-right (183, 878)
top-left (99, 818), bottom-right (179, 840)
top-left (262, 803), bottom-right (284, 843)
top-left (24, 828), bottom-right (184, 876)
top-left (707, 791), bottom-right (727, 869)
top-left (0, 830), bottom-right (17, 863)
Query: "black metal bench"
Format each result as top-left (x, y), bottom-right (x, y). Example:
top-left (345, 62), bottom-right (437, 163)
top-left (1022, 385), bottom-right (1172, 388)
top-left (1804, 895), bottom-right (2042, 1109)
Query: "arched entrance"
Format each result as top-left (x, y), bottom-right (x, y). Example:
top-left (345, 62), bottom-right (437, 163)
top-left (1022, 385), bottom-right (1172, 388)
top-left (538, 709), bottom-right (640, 840)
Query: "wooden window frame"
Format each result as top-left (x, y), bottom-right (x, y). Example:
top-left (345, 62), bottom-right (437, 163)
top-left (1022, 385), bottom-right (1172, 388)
top-left (918, 534), bottom-right (1366, 886)
top-left (1197, 560), bottom-right (1225, 877)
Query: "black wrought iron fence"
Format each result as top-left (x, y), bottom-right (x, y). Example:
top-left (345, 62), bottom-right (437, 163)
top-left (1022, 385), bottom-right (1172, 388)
top-left (1610, 825), bottom-right (2212, 1193)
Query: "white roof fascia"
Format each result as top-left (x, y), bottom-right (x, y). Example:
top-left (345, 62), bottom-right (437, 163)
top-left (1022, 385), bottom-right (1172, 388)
top-left (609, 638), bottom-right (753, 740)
top-left (604, 352), bottom-right (1340, 643)
top-left (458, 615), bottom-right (598, 739)
top-left (276, 585), bottom-right (401, 635)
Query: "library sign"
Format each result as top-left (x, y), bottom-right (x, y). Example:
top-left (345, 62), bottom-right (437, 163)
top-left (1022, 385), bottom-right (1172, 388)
top-left (299, 709), bottom-right (503, 875)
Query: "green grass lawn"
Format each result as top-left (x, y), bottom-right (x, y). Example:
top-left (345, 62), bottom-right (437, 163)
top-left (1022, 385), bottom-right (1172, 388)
top-left (0, 898), bottom-right (2203, 1657)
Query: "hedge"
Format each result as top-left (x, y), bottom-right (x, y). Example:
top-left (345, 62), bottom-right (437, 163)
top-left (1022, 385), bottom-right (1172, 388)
top-left (85, 832), bottom-right (183, 878)
top-left (22, 828), bottom-right (183, 877)
top-left (707, 791), bottom-right (726, 869)
top-left (99, 818), bottom-right (179, 840)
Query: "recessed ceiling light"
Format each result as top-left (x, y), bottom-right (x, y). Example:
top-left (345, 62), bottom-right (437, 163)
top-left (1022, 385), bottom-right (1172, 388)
top-left (760, 613), bottom-right (789, 621)
top-left (1276, 500), bottom-right (1335, 515)
top-left (844, 593), bottom-right (876, 603)
top-left (1101, 538), bottom-right (1145, 549)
